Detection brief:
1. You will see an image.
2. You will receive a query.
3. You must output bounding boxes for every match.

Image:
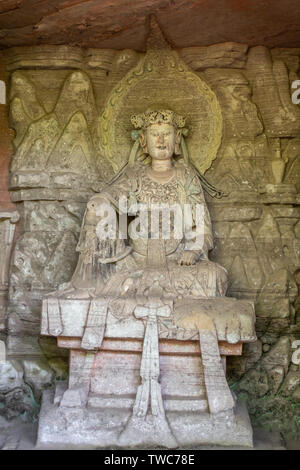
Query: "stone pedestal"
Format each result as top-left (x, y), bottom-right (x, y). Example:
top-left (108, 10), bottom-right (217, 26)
top-left (37, 296), bottom-right (256, 448)
top-left (38, 385), bottom-right (253, 449)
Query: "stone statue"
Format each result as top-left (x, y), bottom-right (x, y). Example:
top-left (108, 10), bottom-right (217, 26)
top-left (61, 109), bottom-right (227, 302)
top-left (37, 109), bottom-right (256, 449)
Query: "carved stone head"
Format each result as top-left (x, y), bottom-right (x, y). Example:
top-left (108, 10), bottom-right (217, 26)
top-left (131, 109), bottom-right (185, 160)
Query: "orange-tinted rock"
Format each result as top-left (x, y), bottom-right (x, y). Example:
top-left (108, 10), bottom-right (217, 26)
top-left (0, 52), bottom-right (14, 210)
top-left (0, 0), bottom-right (300, 50)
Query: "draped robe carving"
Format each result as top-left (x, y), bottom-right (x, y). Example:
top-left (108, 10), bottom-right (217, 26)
top-left (69, 159), bottom-right (228, 303)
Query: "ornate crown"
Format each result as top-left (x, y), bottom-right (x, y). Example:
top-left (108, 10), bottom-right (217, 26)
top-left (131, 109), bottom-right (186, 130)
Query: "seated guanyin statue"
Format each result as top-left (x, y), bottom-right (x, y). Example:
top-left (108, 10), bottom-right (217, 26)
top-left (60, 109), bottom-right (228, 302)
top-left (39, 108), bottom-right (256, 449)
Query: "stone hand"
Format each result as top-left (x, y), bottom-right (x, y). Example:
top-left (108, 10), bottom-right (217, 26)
top-left (178, 251), bottom-right (198, 266)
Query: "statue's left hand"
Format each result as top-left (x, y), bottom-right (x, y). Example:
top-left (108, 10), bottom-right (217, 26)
top-left (178, 251), bottom-right (198, 266)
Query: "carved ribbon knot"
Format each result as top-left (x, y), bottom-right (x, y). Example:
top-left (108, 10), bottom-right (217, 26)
top-left (133, 303), bottom-right (171, 417)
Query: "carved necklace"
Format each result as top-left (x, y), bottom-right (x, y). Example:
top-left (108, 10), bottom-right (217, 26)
top-left (136, 166), bottom-right (179, 205)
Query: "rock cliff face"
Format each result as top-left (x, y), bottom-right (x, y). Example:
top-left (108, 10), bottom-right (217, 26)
top-left (1, 0), bottom-right (300, 50)
top-left (0, 41), bottom-right (299, 443)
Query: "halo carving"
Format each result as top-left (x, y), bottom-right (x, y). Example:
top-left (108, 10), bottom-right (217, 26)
top-left (97, 46), bottom-right (223, 174)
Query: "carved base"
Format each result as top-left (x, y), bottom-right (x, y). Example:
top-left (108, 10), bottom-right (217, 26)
top-left (36, 385), bottom-right (253, 449)
top-left (37, 297), bottom-right (256, 449)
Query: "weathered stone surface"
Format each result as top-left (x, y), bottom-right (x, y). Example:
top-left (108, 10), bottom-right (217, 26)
top-left (267, 366), bottom-right (285, 394)
top-left (280, 368), bottom-right (300, 397)
top-left (9, 69), bottom-right (103, 177)
top-left (247, 46), bottom-right (300, 137)
top-left (204, 68), bottom-right (263, 139)
top-left (257, 318), bottom-right (291, 346)
top-left (238, 368), bottom-right (269, 398)
top-left (260, 337), bottom-right (291, 374)
top-left (0, 360), bottom-right (38, 420)
top-left (36, 88), bottom-right (255, 445)
top-left (10, 231), bottom-right (78, 291)
top-left (47, 358), bottom-right (68, 381)
top-left (283, 138), bottom-right (300, 189)
top-left (206, 136), bottom-right (272, 194)
top-left (271, 48), bottom-right (300, 74)
top-left (256, 269), bottom-right (298, 319)
top-left (22, 201), bottom-right (84, 234)
top-left (212, 220), bottom-right (264, 296)
top-left (227, 340), bottom-right (262, 380)
top-left (41, 297), bottom-right (256, 344)
top-left (6, 334), bottom-right (40, 357)
top-left (292, 386), bottom-right (300, 402)
top-left (37, 389), bottom-right (253, 448)
top-left (0, 211), bottom-right (19, 329)
top-left (210, 205), bottom-right (262, 223)
top-left (4, 200), bottom-right (85, 347)
top-left (0, 360), bottom-right (23, 393)
top-left (178, 43), bottom-right (248, 70)
top-left (22, 360), bottom-right (54, 401)
top-left (246, 393), bottom-right (300, 442)
top-left (1, 1), bottom-right (300, 50)
top-left (1, 31), bottom-right (300, 443)
top-left (4, 46), bottom-right (113, 71)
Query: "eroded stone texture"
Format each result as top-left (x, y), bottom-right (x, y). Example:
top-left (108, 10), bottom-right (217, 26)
top-left (34, 31), bottom-right (257, 444)
top-left (6, 202), bottom-right (83, 354)
top-left (0, 360), bottom-right (38, 421)
top-left (1, 38), bottom-right (300, 443)
top-left (1, 1), bottom-right (300, 50)
top-left (247, 46), bottom-right (300, 138)
top-left (178, 43), bottom-right (248, 70)
top-left (0, 211), bottom-right (19, 330)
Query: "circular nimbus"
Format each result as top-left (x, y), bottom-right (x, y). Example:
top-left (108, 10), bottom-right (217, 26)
top-left (97, 51), bottom-right (223, 175)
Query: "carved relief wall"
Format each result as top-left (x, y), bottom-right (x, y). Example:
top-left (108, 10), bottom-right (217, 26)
top-left (1, 42), bottom-right (299, 440)
top-left (0, 211), bottom-right (19, 330)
